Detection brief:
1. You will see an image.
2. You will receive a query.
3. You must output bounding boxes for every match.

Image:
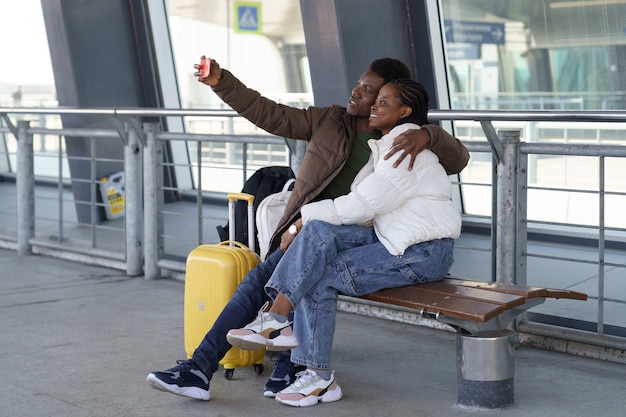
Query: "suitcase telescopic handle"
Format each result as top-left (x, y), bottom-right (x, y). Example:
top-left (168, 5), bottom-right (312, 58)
top-left (227, 193), bottom-right (255, 205)
top-left (226, 193), bottom-right (255, 252)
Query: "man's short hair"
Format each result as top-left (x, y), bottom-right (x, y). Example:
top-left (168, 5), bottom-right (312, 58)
top-left (368, 58), bottom-right (411, 84)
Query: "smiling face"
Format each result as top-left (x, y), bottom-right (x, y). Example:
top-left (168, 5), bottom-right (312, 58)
top-left (346, 70), bottom-right (386, 119)
top-left (368, 83), bottom-right (412, 135)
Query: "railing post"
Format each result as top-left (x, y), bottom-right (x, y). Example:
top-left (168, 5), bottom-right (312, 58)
top-left (143, 122), bottom-right (163, 279)
top-left (124, 122), bottom-right (143, 276)
top-left (495, 130), bottom-right (520, 285)
top-left (16, 120), bottom-right (34, 256)
top-left (516, 149), bottom-right (528, 286)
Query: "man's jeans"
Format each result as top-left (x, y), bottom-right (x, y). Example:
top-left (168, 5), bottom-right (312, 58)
top-left (191, 248), bottom-right (284, 377)
top-left (265, 220), bottom-right (454, 369)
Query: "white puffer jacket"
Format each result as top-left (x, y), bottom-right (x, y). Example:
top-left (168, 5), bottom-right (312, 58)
top-left (300, 123), bottom-right (461, 255)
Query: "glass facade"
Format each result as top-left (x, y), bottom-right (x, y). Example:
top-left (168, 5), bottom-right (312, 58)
top-left (163, 0), bottom-right (312, 192)
top-left (161, 0), bottom-right (313, 192)
top-left (0, 0), bottom-right (55, 108)
top-left (1, 0), bottom-right (625, 222)
top-left (0, 0), bottom-right (62, 179)
top-left (165, 0), bottom-right (312, 111)
top-left (442, 0), bottom-right (626, 111)
top-left (441, 0), bottom-right (626, 227)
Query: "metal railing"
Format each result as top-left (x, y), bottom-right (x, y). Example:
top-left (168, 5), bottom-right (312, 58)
top-left (0, 109), bottom-right (291, 274)
top-left (1, 107), bottom-right (626, 355)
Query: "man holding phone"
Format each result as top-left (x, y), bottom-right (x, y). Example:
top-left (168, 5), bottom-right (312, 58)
top-left (147, 56), bottom-right (469, 401)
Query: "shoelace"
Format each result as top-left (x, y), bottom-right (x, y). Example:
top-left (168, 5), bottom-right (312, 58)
top-left (170, 359), bottom-right (193, 372)
top-left (290, 370), bottom-right (318, 390)
top-left (250, 300), bottom-right (271, 330)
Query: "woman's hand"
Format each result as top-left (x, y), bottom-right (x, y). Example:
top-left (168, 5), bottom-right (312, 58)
top-left (194, 56), bottom-right (222, 87)
top-left (279, 219), bottom-right (303, 252)
top-left (383, 128), bottom-right (431, 170)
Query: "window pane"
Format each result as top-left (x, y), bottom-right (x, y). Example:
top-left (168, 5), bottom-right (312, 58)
top-left (164, 0), bottom-right (312, 192)
top-left (0, 0), bottom-right (60, 178)
top-left (442, 0), bottom-right (626, 111)
top-left (0, 0), bottom-right (55, 108)
top-left (442, 0), bottom-right (626, 226)
top-left (165, 0), bottom-right (312, 112)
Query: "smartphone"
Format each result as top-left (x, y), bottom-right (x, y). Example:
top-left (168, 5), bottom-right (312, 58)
top-left (199, 57), bottom-right (211, 78)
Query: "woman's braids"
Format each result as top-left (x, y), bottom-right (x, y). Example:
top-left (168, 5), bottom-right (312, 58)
top-left (389, 78), bottom-right (430, 126)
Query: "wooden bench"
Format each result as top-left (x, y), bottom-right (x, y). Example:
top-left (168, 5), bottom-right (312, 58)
top-left (357, 277), bottom-right (588, 409)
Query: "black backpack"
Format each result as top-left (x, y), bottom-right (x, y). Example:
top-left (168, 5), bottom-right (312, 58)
top-left (216, 166), bottom-right (295, 254)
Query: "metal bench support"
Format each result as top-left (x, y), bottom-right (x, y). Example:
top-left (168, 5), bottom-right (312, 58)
top-left (354, 277), bottom-right (586, 410)
top-left (456, 330), bottom-right (515, 409)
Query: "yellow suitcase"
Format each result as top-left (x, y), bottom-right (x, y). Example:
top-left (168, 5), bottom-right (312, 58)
top-left (184, 193), bottom-right (265, 379)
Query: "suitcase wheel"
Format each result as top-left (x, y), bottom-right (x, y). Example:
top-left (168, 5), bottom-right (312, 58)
top-left (254, 363), bottom-right (264, 375)
top-left (223, 364), bottom-right (263, 379)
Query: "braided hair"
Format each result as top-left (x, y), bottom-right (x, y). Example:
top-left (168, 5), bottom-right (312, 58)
top-left (388, 78), bottom-right (430, 127)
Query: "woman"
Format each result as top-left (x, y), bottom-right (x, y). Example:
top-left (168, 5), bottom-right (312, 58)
top-left (227, 79), bottom-right (461, 407)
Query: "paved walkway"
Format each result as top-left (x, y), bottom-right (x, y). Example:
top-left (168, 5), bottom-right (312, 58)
top-left (1, 248), bottom-right (625, 417)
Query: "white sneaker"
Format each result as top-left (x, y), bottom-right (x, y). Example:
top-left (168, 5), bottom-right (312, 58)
top-left (227, 312), bottom-right (299, 351)
top-left (275, 369), bottom-right (343, 407)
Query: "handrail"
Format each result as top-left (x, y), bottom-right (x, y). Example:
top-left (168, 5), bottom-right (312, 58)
top-left (429, 109), bottom-right (626, 122)
top-left (2, 107), bottom-right (626, 122)
top-left (0, 107), bottom-right (238, 117)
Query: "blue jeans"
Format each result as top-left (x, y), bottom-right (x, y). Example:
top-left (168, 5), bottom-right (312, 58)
top-left (191, 248), bottom-right (284, 378)
top-left (265, 220), bottom-right (454, 369)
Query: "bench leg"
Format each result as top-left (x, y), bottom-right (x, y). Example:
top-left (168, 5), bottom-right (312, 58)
top-left (456, 329), bottom-right (515, 409)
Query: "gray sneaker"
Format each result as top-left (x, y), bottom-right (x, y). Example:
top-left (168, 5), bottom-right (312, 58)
top-left (275, 369), bottom-right (343, 407)
top-left (227, 312), bottom-right (299, 351)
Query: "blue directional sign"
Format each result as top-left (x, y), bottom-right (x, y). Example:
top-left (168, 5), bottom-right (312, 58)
top-left (447, 44), bottom-right (480, 60)
top-left (234, 2), bottom-right (262, 34)
top-left (445, 20), bottom-right (505, 45)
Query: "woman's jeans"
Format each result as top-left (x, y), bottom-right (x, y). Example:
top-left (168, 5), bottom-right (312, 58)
top-left (266, 220), bottom-right (454, 369)
top-left (191, 248), bottom-right (284, 378)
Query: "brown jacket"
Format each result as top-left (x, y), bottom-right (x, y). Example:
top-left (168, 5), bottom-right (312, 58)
top-left (212, 69), bottom-right (469, 256)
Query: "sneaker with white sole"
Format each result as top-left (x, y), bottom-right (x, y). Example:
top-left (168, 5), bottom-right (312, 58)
top-left (264, 351), bottom-right (307, 398)
top-left (146, 359), bottom-right (211, 401)
top-left (227, 312), bottom-right (299, 351)
top-left (275, 369), bottom-right (343, 407)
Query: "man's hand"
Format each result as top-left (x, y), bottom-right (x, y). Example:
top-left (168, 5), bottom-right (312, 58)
top-left (194, 56), bottom-right (222, 87)
top-left (383, 128), bottom-right (430, 170)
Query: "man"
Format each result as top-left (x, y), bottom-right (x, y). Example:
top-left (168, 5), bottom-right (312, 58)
top-left (147, 57), bottom-right (469, 401)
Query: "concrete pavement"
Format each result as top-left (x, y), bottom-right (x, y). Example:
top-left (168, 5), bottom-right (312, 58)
top-left (1, 248), bottom-right (625, 417)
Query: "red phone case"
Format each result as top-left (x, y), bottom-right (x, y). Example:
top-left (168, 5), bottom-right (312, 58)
top-left (199, 57), bottom-right (211, 78)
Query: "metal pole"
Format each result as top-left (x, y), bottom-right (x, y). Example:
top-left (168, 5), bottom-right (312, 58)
top-left (196, 141), bottom-right (203, 244)
top-left (16, 120), bottom-right (34, 256)
top-left (125, 122), bottom-right (143, 276)
top-left (597, 156), bottom-right (606, 335)
top-left (481, 121), bottom-right (502, 282)
top-left (143, 122), bottom-right (162, 279)
top-left (495, 130), bottom-right (520, 285)
top-left (516, 150), bottom-right (528, 286)
top-left (490, 154), bottom-right (497, 282)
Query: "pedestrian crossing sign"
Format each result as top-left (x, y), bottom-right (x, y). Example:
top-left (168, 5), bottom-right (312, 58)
top-left (234, 2), bottom-right (262, 34)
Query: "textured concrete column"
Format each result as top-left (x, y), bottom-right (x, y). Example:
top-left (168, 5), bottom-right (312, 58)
top-left (124, 123), bottom-right (143, 276)
top-left (495, 130), bottom-right (521, 284)
top-left (16, 120), bottom-right (34, 256)
top-left (143, 122), bottom-right (162, 280)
